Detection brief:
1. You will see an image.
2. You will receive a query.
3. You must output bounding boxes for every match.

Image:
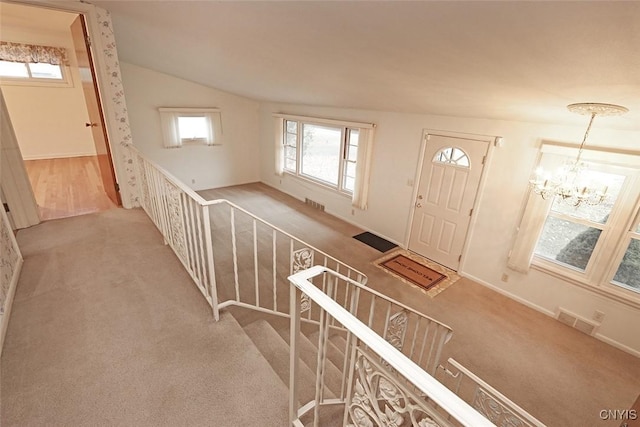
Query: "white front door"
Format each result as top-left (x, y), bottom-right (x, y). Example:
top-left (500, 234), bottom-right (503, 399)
top-left (408, 134), bottom-right (489, 270)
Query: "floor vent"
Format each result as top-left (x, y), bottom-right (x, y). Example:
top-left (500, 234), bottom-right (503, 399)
top-left (556, 308), bottom-right (598, 336)
top-left (305, 198), bottom-right (325, 212)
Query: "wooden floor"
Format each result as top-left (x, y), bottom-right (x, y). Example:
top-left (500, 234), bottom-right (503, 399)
top-left (24, 156), bottom-right (115, 221)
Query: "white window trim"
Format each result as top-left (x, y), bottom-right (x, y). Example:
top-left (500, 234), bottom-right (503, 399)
top-left (159, 107), bottom-right (222, 148)
top-left (510, 140), bottom-right (640, 307)
top-left (0, 62), bottom-right (72, 88)
top-left (274, 113), bottom-right (375, 209)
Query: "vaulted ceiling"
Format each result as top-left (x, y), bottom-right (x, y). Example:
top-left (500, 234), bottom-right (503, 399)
top-left (7, 1), bottom-right (640, 131)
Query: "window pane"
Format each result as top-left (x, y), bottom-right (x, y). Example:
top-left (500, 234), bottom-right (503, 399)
top-left (535, 216), bottom-right (602, 271)
top-left (178, 116), bottom-right (208, 140)
top-left (301, 124), bottom-right (341, 186)
top-left (345, 161), bottom-right (356, 178)
top-left (286, 132), bottom-right (297, 147)
top-left (28, 62), bottom-right (62, 79)
top-left (612, 238), bottom-right (640, 292)
top-left (344, 176), bottom-right (355, 193)
top-left (347, 144), bottom-right (358, 161)
top-left (348, 129), bottom-right (359, 146)
top-left (433, 146), bottom-right (470, 168)
top-left (0, 60), bottom-right (28, 77)
top-left (286, 120), bottom-right (297, 133)
top-left (284, 146), bottom-right (296, 161)
top-left (550, 170), bottom-right (625, 224)
top-left (285, 158), bottom-right (296, 171)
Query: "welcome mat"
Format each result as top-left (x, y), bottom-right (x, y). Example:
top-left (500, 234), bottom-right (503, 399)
top-left (374, 249), bottom-right (460, 298)
top-left (353, 232), bottom-right (398, 253)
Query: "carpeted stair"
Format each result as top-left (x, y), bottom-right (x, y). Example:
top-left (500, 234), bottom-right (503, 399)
top-left (238, 314), bottom-right (349, 426)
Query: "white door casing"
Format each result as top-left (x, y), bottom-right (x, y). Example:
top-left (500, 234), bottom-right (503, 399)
top-left (408, 133), bottom-right (489, 270)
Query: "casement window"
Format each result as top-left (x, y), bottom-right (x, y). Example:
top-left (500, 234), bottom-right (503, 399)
top-left (274, 114), bottom-right (375, 209)
top-left (509, 142), bottom-right (640, 302)
top-left (159, 108), bottom-right (222, 148)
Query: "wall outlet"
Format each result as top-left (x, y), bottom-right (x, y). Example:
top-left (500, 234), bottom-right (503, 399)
top-left (191, 178), bottom-right (196, 184)
top-left (593, 310), bottom-right (605, 323)
top-left (501, 273), bottom-right (509, 282)
top-left (351, 209), bottom-right (355, 216)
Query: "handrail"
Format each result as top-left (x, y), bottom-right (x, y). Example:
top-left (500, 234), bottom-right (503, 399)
top-left (289, 265), bottom-right (494, 427)
top-left (129, 145), bottom-right (212, 206)
top-left (129, 145), bottom-right (367, 286)
top-left (439, 358), bottom-right (546, 427)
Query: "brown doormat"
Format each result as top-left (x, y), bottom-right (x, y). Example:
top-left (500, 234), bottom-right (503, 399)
top-left (374, 249), bottom-right (461, 298)
top-left (380, 254), bottom-right (446, 291)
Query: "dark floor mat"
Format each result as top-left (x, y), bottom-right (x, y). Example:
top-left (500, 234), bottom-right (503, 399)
top-left (353, 231), bottom-right (398, 253)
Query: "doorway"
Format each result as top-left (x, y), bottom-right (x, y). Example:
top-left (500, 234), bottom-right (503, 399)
top-left (408, 133), bottom-right (489, 271)
top-left (1, 3), bottom-right (120, 223)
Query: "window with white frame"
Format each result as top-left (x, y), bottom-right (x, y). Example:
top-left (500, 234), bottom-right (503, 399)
top-left (274, 114), bottom-right (375, 209)
top-left (509, 143), bottom-right (640, 301)
top-left (0, 41), bottom-right (70, 86)
top-left (159, 108), bottom-right (222, 148)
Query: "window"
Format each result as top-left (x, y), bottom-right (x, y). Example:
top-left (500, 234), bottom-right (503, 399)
top-left (0, 42), bottom-right (69, 86)
top-left (159, 108), bottom-right (222, 148)
top-left (433, 147), bottom-right (470, 167)
top-left (510, 142), bottom-right (640, 302)
top-left (0, 60), bottom-right (63, 80)
top-left (275, 114), bottom-right (375, 209)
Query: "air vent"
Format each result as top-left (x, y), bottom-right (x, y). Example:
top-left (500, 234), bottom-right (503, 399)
top-left (304, 198), bottom-right (325, 212)
top-left (556, 308), bottom-right (598, 336)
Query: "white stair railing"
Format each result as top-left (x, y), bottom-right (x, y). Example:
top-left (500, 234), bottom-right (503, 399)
top-left (436, 358), bottom-right (545, 427)
top-left (289, 266), bottom-right (494, 427)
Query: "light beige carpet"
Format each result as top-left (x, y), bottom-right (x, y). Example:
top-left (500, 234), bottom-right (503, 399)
top-left (1, 208), bottom-right (288, 426)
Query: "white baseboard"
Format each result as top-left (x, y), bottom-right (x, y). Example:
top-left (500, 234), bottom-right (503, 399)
top-left (1, 258), bottom-right (23, 356)
top-left (21, 152), bottom-right (97, 160)
top-left (462, 272), bottom-right (640, 358)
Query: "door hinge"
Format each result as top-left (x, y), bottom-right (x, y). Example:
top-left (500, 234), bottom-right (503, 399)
top-left (458, 254), bottom-right (462, 262)
top-left (115, 182), bottom-right (120, 192)
top-left (482, 156), bottom-right (486, 165)
top-left (3, 202), bottom-right (9, 213)
top-left (469, 208), bottom-right (473, 216)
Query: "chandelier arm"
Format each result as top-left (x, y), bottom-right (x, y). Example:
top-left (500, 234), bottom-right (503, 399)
top-left (576, 112), bottom-right (597, 163)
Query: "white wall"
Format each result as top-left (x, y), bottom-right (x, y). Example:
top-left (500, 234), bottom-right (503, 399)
top-left (120, 62), bottom-right (261, 191)
top-left (258, 102), bottom-right (640, 356)
top-left (0, 25), bottom-right (96, 160)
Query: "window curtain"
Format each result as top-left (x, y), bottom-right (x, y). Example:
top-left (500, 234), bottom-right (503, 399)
top-left (0, 41), bottom-right (68, 65)
top-left (352, 127), bottom-right (375, 210)
top-left (159, 110), bottom-right (182, 148)
top-left (274, 116), bottom-right (285, 176)
top-left (507, 151), bottom-right (563, 272)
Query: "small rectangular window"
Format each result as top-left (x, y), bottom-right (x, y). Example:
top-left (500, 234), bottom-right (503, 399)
top-left (0, 60), bottom-right (67, 85)
top-left (159, 108), bottom-right (222, 148)
top-left (177, 116), bottom-right (209, 142)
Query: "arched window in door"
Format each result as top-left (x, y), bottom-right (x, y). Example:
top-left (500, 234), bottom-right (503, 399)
top-left (433, 147), bottom-right (470, 167)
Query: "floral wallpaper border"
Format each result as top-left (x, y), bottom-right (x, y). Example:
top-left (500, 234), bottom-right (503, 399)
top-left (94, 8), bottom-right (138, 208)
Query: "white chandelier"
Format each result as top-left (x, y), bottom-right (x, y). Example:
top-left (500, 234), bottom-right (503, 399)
top-left (529, 102), bottom-right (629, 207)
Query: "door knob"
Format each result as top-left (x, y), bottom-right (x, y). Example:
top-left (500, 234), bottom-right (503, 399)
top-left (85, 122), bottom-right (97, 127)
top-left (416, 203), bottom-right (423, 208)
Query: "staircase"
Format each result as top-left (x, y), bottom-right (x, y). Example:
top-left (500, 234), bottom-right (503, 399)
top-left (234, 309), bottom-right (347, 426)
top-left (130, 146), bottom-right (546, 427)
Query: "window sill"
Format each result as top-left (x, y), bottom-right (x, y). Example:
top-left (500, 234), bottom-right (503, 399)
top-left (531, 259), bottom-right (640, 310)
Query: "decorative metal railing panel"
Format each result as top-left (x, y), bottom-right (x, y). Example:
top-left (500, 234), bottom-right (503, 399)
top-left (347, 347), bottom-right (451, 427)
top-left (436, 358), bottom-right (546, 427)
top-left (289, 266), bottom-right (495, 427)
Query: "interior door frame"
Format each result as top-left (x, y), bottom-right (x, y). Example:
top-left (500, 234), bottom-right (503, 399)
top-left (4, 0), bottom-right (133, 209)
top-left (404, 129), bottom-right (500, 272)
